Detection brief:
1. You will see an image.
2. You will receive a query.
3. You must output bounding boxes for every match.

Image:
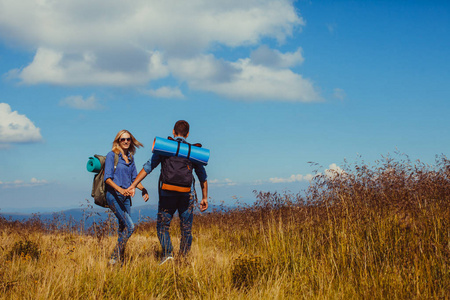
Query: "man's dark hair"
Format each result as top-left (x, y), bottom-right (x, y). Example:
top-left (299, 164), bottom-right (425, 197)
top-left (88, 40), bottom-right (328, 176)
top-left (174, 120), bottom-right (190, 137)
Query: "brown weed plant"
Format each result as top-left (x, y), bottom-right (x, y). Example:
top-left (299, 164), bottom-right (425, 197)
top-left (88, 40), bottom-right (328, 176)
top-left (6, 240), bottom-right (41, 261)
top-left (231, 253), bottom-right (264, 289)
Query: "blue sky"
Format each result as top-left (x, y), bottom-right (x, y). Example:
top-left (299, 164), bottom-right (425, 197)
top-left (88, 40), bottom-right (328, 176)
top-left (1, 0), bottom-right (449, 213)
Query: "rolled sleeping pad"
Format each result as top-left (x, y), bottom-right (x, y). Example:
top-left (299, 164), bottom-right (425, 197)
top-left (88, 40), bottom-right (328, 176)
top-left (87, 156), bottom-right (102, 173)
top-left (152, 136), bottom-right (210, 165)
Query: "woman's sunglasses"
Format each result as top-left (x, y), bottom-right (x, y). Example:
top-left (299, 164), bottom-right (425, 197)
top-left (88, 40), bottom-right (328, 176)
top-left (119, 138), bottom-right (131, 142)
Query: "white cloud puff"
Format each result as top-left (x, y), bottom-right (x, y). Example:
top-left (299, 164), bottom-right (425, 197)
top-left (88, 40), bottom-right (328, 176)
top-left (0, 0), bottom-right (321, 102)
top-left (333, 88), bottom-right (346, 100)
top-left (269, 173), bottom-right (314, 183)
top-left (0, 0), bottom-right (303, 51)
top-left (171, 55), bottom-right (321, 102)
top-left (250, 45), bottom-right (304, 68)
top-left (0, 103), bottom-right (42, 144)
top-left (324, 163), bottom-right (345, 179)
top-left (0, 177), bottom-right (48, 189)
top-left (327, 23), bottom-right (337, 34)
top-left (143, 87), bottom-right (185, 99)
top-left (268, 163), bottom-right (344, 183)
top-left (59, 95), bottom-right (103, 110)
top-left (209, 178), bottom-right (236, 187)
top-left (15, 47), bottom-right (160, 86)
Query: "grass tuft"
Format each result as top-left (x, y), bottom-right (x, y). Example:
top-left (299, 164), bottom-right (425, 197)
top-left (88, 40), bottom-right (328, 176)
top-left (6, 240), bottom-right (41, 261)
top-left (231, 253), bottom-right (264, 289)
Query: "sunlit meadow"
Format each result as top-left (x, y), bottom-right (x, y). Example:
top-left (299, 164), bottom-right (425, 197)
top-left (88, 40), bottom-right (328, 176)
top-left (1, 153), bottom-right (449, 299)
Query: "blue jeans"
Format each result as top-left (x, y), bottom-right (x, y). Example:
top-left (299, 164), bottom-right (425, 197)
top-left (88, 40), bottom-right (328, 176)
top-left (106, 189), bottom-right (134, 261)
top-left (157, 190), bottom-right (194, 257)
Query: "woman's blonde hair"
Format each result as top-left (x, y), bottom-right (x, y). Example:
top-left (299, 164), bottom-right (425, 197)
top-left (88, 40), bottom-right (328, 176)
top-left (112, 130), bottom-right (143, 157)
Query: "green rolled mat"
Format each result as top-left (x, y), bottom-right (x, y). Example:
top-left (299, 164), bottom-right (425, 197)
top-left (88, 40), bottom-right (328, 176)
top-left (87, 156), bottom-right (102, 173)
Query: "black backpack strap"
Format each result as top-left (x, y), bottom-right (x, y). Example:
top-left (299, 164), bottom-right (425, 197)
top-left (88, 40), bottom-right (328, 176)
top-left (187, 144), bottom-right (191, 160)
top-left (158, 174), bottom-right (163, 197)
top-left (175, 140), bottom-right (181, 156)
top-left (168, 136), bottom-right (198, 159)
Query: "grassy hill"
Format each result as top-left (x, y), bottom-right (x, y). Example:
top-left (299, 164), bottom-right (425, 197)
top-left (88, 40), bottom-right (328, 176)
top-left (1, 154), bottom-right (449, 299)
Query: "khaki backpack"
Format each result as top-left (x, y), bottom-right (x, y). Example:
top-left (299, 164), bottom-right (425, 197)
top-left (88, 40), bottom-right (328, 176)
top-left (91, 153), bottom-right (119, 207)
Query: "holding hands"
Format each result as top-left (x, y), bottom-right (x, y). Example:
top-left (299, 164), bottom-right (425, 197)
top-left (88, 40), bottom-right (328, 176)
top-left (121, 185), bottom-right (149, 202)
top-left (119, 187), bottom-right (131, 197)
top-left (126, 186), bottom-right (135, 197)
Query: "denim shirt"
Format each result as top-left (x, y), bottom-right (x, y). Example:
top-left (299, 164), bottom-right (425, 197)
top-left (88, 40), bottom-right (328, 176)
top-left (104, 151), bottom-right (137, 189)
top-left (142, 137), bottom-right (207, 183)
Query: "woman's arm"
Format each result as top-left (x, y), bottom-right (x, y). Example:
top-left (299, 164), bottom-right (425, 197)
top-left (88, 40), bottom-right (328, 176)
top-left (104, 152), bottom-right (116, 183)
top-left (105, 178), bottom-right (129, 196)
top-left (104, 152), bottom-right (128, 196)
top-left (127, 168), bottom-right (148, 197)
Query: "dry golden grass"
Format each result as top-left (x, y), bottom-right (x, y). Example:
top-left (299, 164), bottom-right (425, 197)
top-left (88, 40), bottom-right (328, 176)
top-left (1, 153), bottom-right (449, 299)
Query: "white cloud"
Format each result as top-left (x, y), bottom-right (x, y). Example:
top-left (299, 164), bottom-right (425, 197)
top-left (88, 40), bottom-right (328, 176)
top-left (327, 23), bottom-right (337, 34)
top-left (0, 0), bottom-right (321, 101)
top-left (147, 51), bottom-right (170, 79)
top-left (0, 0), bottom-right (302, 51)
top-left (59, 95), bottom-right (103, 110)
top-left (0, 177), bottom-right (48, 189)
top-left (209, 178), bottom-right (237, 187)
top-left (333, 88), bottom-right (346, 100)
top-left (14, 47), bottom-right (160, 86)
top-left (324, 163), bottom-right (345, 179)
top-left (0, 103), bottom-right (42, 145)
top-left (269, 173), bottom-right (314, 183)
top-left (268, 163), bottom-right (344, 183)
top-left (143, 87), bottom-right (185, 99)
top-left (250, 45), bottom-right (304, 68)
top-left (171, 55), bottom-right (321, 102)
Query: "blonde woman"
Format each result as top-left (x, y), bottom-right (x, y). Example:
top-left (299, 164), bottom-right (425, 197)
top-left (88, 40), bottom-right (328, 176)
top-left (105, 130), bottom-right (149, 265)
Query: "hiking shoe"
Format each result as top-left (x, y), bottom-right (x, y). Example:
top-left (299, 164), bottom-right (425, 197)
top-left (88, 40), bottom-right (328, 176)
top-left (159, 255), bottom-right (174, 266)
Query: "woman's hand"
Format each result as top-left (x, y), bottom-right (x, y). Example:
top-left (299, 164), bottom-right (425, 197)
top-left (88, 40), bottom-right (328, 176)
top-left (126, 186), bottom-right (135, 197)
top-left (119, 188), bottom-right (130, 197)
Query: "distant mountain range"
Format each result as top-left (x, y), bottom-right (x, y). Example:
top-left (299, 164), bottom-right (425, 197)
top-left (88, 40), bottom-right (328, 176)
top-left (0, 204), bottom-right (159, 227)
top-left (0, 203), bottom-right (230, 227)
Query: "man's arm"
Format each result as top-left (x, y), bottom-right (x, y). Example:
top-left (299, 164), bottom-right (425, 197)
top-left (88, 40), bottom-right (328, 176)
top-left (136, 182), bottom-right (149, 202)
top-left (199, 180), bottom-right (208, 212)
top-left (127, 154), bottom-right (160, 197)
top-left (127, 168), bottom-right (148, 197)
top-left (193, 162), bottom-right (208, 212)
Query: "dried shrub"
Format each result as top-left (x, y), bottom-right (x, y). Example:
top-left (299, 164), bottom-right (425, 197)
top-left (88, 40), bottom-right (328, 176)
top-left (231, 253), bottom-right (263, 289)
top-left (86, 212), bottom-right (117, 242)
top-left (6, 240), bottom-right (41, 261)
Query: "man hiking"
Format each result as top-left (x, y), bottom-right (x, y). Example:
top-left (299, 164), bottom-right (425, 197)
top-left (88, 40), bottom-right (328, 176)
top-left (127, 120), bottom-right (208, 264)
